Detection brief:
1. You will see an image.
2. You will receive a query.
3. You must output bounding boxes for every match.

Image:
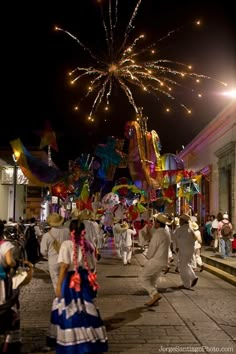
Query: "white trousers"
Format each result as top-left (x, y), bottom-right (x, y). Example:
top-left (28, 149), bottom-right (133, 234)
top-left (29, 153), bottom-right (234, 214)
top-left (139, 260), bottom-right (164, 296)
top-left (191, 249), bottom-right (203, 268)
top-left (179, 253), bottom-right (197, 288)
top-left (123, 246), bottom-right (132, 264)
top-left (48, 262), bottom-right (60, 294)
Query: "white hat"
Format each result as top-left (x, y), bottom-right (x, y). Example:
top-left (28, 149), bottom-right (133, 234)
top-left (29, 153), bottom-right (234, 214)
top-left (223, 213), bottom-right (229, 219)
top-left (47, 213), bottom-right (64, 227)
top-left (180, 214), bottom-right (191, 222)
top-left (191, 222), bottom-right (199, 231)
top-left (154, 213), bottom-right (168, 224)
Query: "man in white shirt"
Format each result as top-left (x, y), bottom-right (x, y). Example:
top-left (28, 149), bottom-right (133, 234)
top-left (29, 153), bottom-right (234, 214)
top-left (112, 220), bottom-right (123, 258)
top-left (175, 214), bottom-right (198, 289)
top-left (121, 222), bottom-right (136, 265)
top-left (139, 213), bottom-right (171, 306)
top-left (40, 213), bottom-right (70, 293)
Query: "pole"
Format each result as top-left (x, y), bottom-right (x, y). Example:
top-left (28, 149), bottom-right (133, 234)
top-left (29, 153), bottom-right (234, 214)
top-left (48, 144), bottom-right (52, 166)
top-left (13, 158), bottom-right (17, 221)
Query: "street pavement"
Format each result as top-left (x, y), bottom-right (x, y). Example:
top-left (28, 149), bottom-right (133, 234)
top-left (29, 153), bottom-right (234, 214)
top-left (19, 238), bottom-right (236, 354)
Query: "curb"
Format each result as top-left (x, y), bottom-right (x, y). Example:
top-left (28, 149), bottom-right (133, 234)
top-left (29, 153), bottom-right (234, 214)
top-left (203, 263), bottom-right (236, 287)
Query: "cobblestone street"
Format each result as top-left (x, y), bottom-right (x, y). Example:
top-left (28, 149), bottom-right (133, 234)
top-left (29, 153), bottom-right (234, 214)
top-left (19, 239), bottom-right (236, 354)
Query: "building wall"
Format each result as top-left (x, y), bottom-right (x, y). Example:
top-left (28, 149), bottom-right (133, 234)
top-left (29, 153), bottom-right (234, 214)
top-left (0, 150), bottom-right (49, 222)
top-left (0, 184), bottom-right (10, 221)
top-left (178, 101), bottom-right (236, 229)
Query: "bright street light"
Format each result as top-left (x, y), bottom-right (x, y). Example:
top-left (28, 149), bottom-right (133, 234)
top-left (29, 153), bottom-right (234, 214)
top-left (221, 90), bottom-right (236, 98)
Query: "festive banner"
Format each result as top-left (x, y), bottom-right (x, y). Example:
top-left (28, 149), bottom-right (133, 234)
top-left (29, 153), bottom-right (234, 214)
top-left (39, 120), bottom-right (58, 151)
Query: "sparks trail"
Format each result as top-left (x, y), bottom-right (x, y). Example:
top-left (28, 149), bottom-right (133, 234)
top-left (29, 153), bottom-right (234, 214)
top-left (55, 0), bottom-right (227, 123)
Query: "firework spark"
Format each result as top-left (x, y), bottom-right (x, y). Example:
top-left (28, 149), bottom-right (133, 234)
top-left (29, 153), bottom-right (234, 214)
top-left (55, 0), bottom-right (227, 122)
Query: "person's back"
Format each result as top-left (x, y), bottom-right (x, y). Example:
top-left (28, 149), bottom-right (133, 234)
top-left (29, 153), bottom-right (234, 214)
top-left (147, 227), bottom-right (171, 265)
top-left (218, 213), bottom-right (233, 258)
top-left (40, 213), bottom-right (70, 293)
top-left (40, 225), bottom-right (70, 263)
top-left (45, 218), bottom-right (108, 353)
top-left (25, 217), bottom-right (39, 265)
top-left (175, 222), bottom-right (195, 256)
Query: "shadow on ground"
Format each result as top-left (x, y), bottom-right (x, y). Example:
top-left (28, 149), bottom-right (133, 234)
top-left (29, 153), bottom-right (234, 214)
top-left (104, 306), bottom-right (156, 331)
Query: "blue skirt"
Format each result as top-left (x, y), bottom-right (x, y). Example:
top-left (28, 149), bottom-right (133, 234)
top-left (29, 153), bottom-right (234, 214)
top-left (48, 268), bottom-right (108, 354)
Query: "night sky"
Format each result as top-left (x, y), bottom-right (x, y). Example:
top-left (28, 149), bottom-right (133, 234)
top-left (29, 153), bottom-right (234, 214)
top-left (3, 0), bottom-right (236, 170)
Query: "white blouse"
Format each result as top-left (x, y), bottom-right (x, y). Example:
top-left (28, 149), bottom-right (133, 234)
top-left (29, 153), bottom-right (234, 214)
top-left (57, 240), bottom-right (96, 271)
top-left (0, 241), bottom-right (14, 268)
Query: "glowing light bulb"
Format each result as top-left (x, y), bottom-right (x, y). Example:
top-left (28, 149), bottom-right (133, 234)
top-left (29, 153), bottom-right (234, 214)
top-left (14, 151), bottom-right (20, 159)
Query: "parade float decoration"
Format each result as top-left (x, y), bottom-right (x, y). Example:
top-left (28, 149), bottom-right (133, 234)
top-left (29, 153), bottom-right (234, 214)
top-left (112, 177), bottom-right (141, 203)
top-left (124, 110), bottom-right (204, 211)
top-left (10, 138), bottom-right (66, 186)
top-left (39, 120), bottom-right (58, 167)
top-left (94, 136), bottom-right (127, 181)
top-left (125, 109), bottom-right (163, 193)
top-left (101, 192), bottom-right (119, 226)
top-left (125, 108), bottom-right (186, 198)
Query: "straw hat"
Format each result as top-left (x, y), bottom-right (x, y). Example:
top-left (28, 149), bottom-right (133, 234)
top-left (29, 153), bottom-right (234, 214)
top-left (120, 221), bottom-right (129, 230)
top-left (78, 209), bottom-right (92, 221)
top-left (154, 213), bottom-right (168, 224)
top-left (113, 217), bottom-right (121, 223)
top-left (47, 213), bottom-right (64, 227)
top-left (191, 221), bottom-right (199, 231)
top-left (166, 217), bottom-right (173, 226)
top-left (71, 208), bottom-right (80, 219)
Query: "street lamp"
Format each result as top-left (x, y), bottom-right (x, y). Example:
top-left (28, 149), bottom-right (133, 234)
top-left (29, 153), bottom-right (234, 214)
top-left (12, 151), bottom-right (20, 222)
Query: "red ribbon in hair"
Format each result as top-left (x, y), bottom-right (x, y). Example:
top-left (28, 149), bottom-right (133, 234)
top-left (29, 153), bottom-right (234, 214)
top-left (69, 230), bottom-right (99, 292)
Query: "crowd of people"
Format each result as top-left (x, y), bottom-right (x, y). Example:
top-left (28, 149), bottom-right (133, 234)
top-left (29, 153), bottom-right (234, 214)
top-left (0, 208), bottom-right (235, 353)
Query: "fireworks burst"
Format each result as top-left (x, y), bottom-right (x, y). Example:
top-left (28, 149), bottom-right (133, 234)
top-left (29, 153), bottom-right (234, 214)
top-left (55, 0), bottom-right (227, 122)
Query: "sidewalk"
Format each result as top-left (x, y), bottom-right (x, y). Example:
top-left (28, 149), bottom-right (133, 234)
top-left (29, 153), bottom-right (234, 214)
top-left (200, 246), bottom-right (236, 286)
top-left (19, 239), bottom-right (236, 354)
